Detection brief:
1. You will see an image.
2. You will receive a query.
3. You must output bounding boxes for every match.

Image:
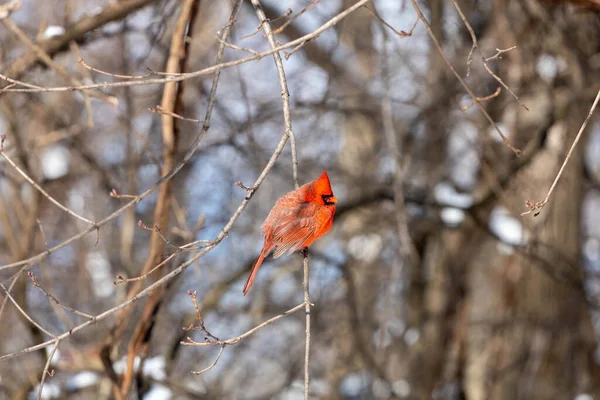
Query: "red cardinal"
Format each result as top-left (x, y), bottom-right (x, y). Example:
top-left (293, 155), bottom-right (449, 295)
top-left (243, 171), bottom-right (337, 295)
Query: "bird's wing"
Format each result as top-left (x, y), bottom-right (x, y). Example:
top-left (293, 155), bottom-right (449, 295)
top-left (271, 203), bottom-right (318, 258)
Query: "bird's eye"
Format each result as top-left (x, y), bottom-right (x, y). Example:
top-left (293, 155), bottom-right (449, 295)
top-left (321, 194), bottom-right (334, 205)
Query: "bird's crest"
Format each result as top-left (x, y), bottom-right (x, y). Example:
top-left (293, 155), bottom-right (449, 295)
top-left (312, 171), bottom-right (333, 195)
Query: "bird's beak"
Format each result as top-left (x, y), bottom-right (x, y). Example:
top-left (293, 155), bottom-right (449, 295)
top-left (330, 195), bottom-right (338, 204)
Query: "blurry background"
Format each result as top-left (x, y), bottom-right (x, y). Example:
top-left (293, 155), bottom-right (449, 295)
top-left (1, 0), bottom-right (600, 399)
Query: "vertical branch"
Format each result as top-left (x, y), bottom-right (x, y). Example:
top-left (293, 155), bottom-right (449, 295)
top-left (107, 1), bottom-right (201, 397)
top-left (249, 0), bottom-right (298, 189)
top-left (302, 250), bottom-right (311, 399)
top-left (377, 16), bottom-right (418, 345)
top-left (118, 28), bottom-right (139, 270)
top-left (248, 1), bottom-right (309, 397)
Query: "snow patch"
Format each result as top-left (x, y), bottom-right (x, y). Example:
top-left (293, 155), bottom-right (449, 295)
top-left (434, 182), bottom-right (473, 208)
top-left (145, 384), bottom-right (172, 400)
top-left (40, 145), bottom-right (71, 180)
top-left (489, 206), bottom-right (528, 247)
top-left (65, 371), bottom-right (99, 390)
top-left (43, 26), bottom-right (65, 39)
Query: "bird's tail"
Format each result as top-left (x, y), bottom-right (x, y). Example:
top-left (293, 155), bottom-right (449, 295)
top-left (243, 245), bottom-right (270, 296)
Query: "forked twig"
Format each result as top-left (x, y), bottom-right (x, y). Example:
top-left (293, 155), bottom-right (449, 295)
top-left (365, 5), bottom-right (418, 38)
top-left (181, 303), bottom-right (304, 347)
top-left (408, 0), bottom-right (521, 156)
top-left (461, 87), bottom-right (502, 111)
top-left (272, 0), bottom-right (320, 35)
top-left (450, 0), bottom-right (526, 110)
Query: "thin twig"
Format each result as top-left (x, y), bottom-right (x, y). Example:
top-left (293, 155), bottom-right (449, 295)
top-left (38, 340), bottom-right (59, 400)
top-left (235, 180), bottom-right (258, 192)
top-left (191, 346), bottom-right (225, 375)
top-left (0, 74), bottom-right (43, 90)
top-left (521, 88), bottom-right (600, 216)
top-left (28, 272), bottom-right (94, 320)
top-left (0, 283), bottom-right (56, 338)
top-left (486, 46), bottom-right (517, 62)
top-left (408, 0), bottom-right (521, 156)
top-left (461, 87), bottom-right (502, 111)
top-left (0, 136), bottom-right (96, 226)
top-left (149, 105), bottom-right (202, 123)
top-left (0, 272), bottom-right (20, 325)
top-left (113, 252), bottom-right (178, 285)
top-left (450, 0), bottom-right (526, 110)
top-left (138, 221), bottom-right (211, 251)
top-left (302, 250), bottom-right (311, 400)
top-left (181, 303), bottom-right (304, 347)
top-left (109, 188), bottom-right (137, 199)
top-left (240, 8), bottom-right (292, 39)
top-left (78, 57), bottom-right (153, 79)
top-left (185, 290), bottom-right (220, 342)
top-left (365, 5), bottom-right (417, 38)
top-left (272, 0), bottom-right (320, 35)
top-left (215, 37), bottom-right (260, 56)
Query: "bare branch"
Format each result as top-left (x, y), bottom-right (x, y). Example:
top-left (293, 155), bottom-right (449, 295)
top-left (461, 87), bottom-right (502, 111)
top-left (408, 0), bottom-right (521, 155)
top-left (181, 303), bottom-right (304, 347)
top-left (78, 57), bottom-right (153, 79)
top-left (249, 0), bottom-right (299, 188)
top-left (0, 283), bottom-right (56, 338)
top-left (191, 346), bottom-right (225, 375)
top-left (0, 0), bottom-right (21, 19)
top-left (522, 88), bottom-right (600, 216)
top-left (272, 0), bottom-right (320, 35)
top-left (38, 340), bottom-right (59, 400)
top-left (302, 250), bottom-right (312, 400)
top-left (0, 136), bottom-right (96, 226)
top-left (148, 105), bottom-right (202, 123)
top-left (450, 0), bottom-right (526, 110)
top-left (215, 36), bottom-right (260, 57)
top-left (28, 272), bottom-right (94, 320)
top-left (365, 5), bottom-right (418, 38)
top-left (2, 0), bottom-right (159, 80)
top-left (0, 0), bottom-right (371, 94)
top-left (486, 46), bottom-right (517, 62)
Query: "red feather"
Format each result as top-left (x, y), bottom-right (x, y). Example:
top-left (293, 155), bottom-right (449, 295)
top-left (243, 171), bottom-right (337, 295)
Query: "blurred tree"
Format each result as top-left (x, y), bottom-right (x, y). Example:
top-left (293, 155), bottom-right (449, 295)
top-left (0, 0), bottom-right (600, 399)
